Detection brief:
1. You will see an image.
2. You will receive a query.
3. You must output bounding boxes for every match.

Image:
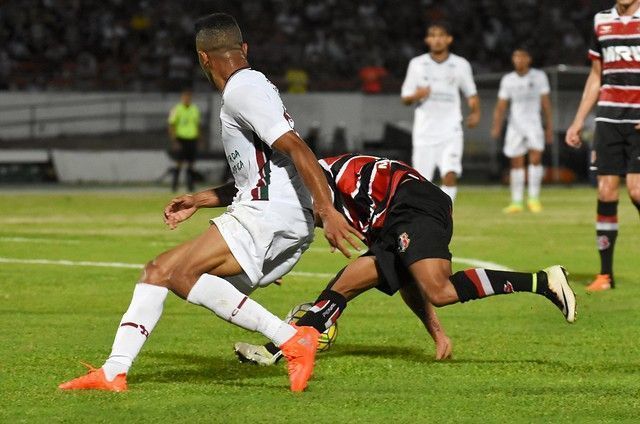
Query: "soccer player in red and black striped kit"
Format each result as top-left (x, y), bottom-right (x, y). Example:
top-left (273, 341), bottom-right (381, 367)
top-left (566, 0), bottom-right (640, 292)
top-left (235, 154), bottom-right (576, 366)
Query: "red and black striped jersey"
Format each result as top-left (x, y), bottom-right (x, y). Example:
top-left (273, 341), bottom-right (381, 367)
top-left (589, 7), bottom-right (640, 123)
top-left (319, 153), bottom-right (425, 242)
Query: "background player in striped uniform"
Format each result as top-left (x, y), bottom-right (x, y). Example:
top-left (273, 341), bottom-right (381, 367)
top-left (492, 48), bottom-right (553, 214)
top-left (234, 154), bottom-right (576, 366)
top-left (566, 0), bottom-right (640, 292)
top-left (401, 22), bottom-right (480, 203)
top-left (58, 13), bottom-right (363, 393)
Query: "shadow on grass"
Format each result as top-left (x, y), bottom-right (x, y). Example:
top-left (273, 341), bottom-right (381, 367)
top-left (132, 351), bottom-right (282, 385)
top-left (568, 272), bottom-right (597, 285)
top-left (328, 343), bottom-right (429, 362)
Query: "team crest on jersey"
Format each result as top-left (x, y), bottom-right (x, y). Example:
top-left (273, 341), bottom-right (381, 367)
top-left (398, 232), bottom-right (411, 253)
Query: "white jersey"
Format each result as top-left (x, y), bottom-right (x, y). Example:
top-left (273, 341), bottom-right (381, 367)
top-left (497, 69), bottom-right (550, 133)
top-left (220, 68), bottom-right (312, 209)
top-left (401, 53), bottom-right (477, 145)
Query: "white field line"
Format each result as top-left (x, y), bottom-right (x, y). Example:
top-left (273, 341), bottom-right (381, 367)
top-left (0, 237), bottom-right (81, 244)
top-left (0, 254), bottom-right (512, 278)
top-left (0, 237), bottom-right (512, 270)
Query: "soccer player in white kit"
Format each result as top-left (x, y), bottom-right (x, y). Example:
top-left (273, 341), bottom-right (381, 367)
top-left (401, 22), bottom-right (480, 202)
top-left (492, 48), bottom-right (553, 213)
top-left (58, 13), bottom-right (362, 393)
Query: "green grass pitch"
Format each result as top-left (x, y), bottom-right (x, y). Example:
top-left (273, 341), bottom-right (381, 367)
top-left (1, 186), bottom-right (639, 422)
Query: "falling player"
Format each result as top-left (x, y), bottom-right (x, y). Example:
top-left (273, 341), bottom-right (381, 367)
top-left (234, 154), bottom-right (577, 366)
top-left (566, 0), bottom-right (640, 291)
top-left (491, 48), bottom-right (553, 213)
top-left (401, 22), bottom-right (480, 202)
top-left (58, 13), bottom-right (362, 393)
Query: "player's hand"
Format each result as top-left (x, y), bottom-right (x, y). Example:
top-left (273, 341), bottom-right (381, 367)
top-left (163, 194), bottom-right (198, 229)
top-left (466, 111), bottom-right (480, 128)
top-left (320, 208), bottom-right (364, 258)
top-left (635, 123), bottom-right (640, 131)
top-left (434, 334), bottom-right (453, 361)
top-left (565, 121), bottom-right (583, 148)
top-left (414, 86), bottom-right (431, 102)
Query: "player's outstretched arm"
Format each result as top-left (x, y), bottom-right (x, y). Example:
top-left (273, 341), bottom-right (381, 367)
top-left (163, 181), bottom-right (237, 229)
top-left (566, 59), bottom-right (601, 148)
top-left (272, 131), bottom-right (364, 258)
top-left (399, 281), bottom-right (452, 360)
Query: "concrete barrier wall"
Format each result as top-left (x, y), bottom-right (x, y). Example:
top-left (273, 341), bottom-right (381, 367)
top-left (51, 149), bottom-right (228, 183)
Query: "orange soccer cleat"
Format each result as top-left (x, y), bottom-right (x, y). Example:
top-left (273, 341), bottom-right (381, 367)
top-left (279, 325), bottom-right (319, 392)
top-left (586, 274), bottom-right (613, 292)
top-left (58, 362), bottom-right (128, 392)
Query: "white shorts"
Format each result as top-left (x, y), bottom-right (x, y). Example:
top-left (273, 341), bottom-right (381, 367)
top-left (503, 125), bottom-right (544, 158)
top-left (412, 130), bottom-right (463, 181)
top-left (211, 201), bottom-right (314, 294)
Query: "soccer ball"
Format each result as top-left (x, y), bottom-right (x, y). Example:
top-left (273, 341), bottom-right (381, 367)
top-left (284, 302), bottom-right (338, 352)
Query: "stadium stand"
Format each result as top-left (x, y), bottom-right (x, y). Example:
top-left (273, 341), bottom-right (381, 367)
top-left (0, 0), bottom-right (613, 92)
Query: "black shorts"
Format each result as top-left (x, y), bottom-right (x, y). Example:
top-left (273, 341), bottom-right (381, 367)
top-left (593, 121), bottom-right (640, 175)
top-left (173, 138), bottom-right (198, 163)
top-left (365, 179), bottom-right (453, 296)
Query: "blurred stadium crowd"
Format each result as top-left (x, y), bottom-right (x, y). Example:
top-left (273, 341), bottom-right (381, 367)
top-left (0, 0), bottom-right (612, 92)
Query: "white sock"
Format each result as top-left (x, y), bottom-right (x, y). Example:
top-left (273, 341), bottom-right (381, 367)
top-left (187, 274), bottom-right (296, 347)
top-left (510, 168), bottom-right (525, 203)
top-left (103, 283), bottom-right (169, 380)
top-left (440, 185), bottom-right (457, 202)
top-left (528, 164), bottom-right (543, 200)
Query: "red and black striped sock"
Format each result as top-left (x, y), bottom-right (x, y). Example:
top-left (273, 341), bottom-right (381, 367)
top-left (295, 290), bottom-right (346, 331)
top-left (265, 290), bottom-right (347, 358)
top-left (449, 268), bottom-right (548, 302)
top-left (596, 200), bottom-right (618, 279)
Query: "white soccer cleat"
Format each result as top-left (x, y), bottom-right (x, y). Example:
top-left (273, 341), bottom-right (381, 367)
top-left (234, 342), bottom-right (279, 366)
top-left (542, 265), bottom-right (576, 323)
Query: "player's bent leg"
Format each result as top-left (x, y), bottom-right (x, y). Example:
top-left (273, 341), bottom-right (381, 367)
top-left (235, 256), bottom-right (380, 366)
top-left (408, 258), bottom-right (458, 307)
top-left (59, 241), bottom-right (197, 391)
top-left (176, 224), bottom-right (317, 391)
top-left (410, 258), bottom-right (576, 322)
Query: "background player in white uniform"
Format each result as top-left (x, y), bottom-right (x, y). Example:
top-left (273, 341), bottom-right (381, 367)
top-left (491, 48), bottom-right (553, 213)
top-left (401, 22), bottom-right (480, 202)
top-left (59, 13), bottom-right (362, 393)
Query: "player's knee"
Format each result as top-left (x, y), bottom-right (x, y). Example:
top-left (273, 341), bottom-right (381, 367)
top-left (141, 260), bottom-right (170, 285)
top-left (425, 290), bottom-right (449, 307)
top-left (627, 186), bottom-right (640, 203)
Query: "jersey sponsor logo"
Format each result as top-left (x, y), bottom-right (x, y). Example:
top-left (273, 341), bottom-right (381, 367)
top-left (397, 232), bottom-right (411, 253)
top-left (602, 46), bottom-right (640, 63)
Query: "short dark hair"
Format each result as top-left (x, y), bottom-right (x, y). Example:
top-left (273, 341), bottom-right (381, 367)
top-left (195, 13), bottom-right (243, 52)
top-left (427, 21), bottom-right (452, 36)
top-left (513, 46), bottom-right (531, 56)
